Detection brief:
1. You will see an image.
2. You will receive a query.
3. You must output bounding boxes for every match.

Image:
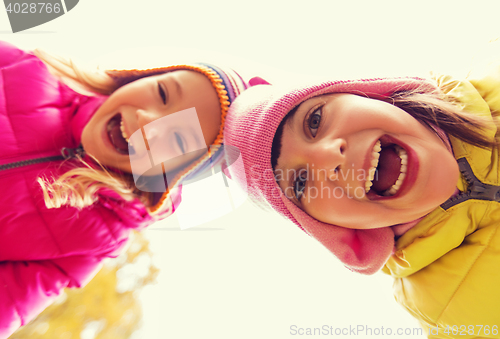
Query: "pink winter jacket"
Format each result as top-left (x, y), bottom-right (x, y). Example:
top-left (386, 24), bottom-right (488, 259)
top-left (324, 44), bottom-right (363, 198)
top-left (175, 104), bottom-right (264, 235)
top-left (0, 41), bottom-right (176, 337)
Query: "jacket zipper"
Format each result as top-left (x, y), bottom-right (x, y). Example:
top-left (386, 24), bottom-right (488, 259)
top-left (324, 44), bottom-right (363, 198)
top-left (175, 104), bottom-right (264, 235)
top-left (0, 146), bottom-right (84, 172)
top-left (441, 157), bottom-right (500, 210)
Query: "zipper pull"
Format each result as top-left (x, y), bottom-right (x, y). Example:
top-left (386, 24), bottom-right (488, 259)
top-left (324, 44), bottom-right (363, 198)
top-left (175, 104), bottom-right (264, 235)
top-left (61, 146), bottom-right (85, 160)
top-left (469, 180), bottom-right (500, 202)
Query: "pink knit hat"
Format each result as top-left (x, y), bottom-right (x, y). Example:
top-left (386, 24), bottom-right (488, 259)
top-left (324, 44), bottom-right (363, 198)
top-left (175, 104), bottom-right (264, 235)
top-left (224, 77), bottom-right (437, 275)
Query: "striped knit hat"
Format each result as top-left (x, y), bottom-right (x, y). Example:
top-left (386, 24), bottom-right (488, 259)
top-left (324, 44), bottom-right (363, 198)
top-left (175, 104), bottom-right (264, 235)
top-left (223, 77), bottom-right (437, 275)
top-left (107, 63), bottom-right (248, 214)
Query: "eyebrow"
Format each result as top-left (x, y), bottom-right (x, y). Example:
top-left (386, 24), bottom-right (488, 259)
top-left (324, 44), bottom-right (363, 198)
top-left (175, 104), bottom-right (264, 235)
top-left (279, 166), bottom-right (298, 204)
top-left (287, 104), bottom-right (303, 133)
top-left (275, 108), bottom-right (305, 204)
top-left (191, 126), bottom-right (203, 149)
top-left (172, 77), bottom-right (183, 99)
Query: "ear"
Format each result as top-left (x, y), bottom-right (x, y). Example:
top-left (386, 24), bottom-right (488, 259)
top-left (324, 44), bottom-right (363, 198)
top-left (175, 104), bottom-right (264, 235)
top-left (249, 77), bottom-right (271, 87)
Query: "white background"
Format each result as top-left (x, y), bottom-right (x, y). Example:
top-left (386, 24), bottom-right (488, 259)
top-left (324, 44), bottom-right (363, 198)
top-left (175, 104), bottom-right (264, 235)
top-left (2, 1), bottom-right (500, 338)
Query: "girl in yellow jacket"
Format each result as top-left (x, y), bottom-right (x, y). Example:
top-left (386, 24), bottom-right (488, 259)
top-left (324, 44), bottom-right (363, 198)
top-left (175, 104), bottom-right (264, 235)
top-left (223, 64), bottom-right (500, 338)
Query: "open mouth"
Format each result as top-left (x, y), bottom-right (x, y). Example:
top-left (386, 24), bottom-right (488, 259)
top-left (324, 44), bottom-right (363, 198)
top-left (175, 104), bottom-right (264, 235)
top-left (365, 137), bottom-right (408, 197)
top-left (106, 114), bottom-right (135, 155)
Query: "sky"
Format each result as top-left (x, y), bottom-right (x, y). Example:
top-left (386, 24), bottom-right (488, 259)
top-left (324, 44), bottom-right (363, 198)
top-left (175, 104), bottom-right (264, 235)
top-left (2, 1), bottom-right (500, 338)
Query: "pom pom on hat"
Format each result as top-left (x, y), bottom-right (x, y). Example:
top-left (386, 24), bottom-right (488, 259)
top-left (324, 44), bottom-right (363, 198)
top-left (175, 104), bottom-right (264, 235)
top-left (223, 77), bottom-right (437, 274)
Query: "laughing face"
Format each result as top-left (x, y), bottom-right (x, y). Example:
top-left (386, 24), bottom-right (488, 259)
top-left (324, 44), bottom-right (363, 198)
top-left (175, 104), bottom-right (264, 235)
top-left (275, 93), bottom-right (459, 229)
top-left (81, 70), bottom-right (221, 176)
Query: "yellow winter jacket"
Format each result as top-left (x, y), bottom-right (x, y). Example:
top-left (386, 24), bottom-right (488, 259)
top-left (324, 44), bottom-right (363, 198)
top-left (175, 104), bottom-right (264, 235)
top-left (382, 68), bottom-right (500, 338)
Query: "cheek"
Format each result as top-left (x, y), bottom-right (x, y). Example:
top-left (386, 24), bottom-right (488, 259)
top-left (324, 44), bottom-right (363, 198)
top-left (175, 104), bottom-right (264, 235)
top-left (81, 123), bottom-right (97, 155)
top-left (197, 106), bottom-right (222, 146)
top-left (304, 190), bottom-right (409, 229)
top-left (304, 190), bottom-right (365, 224)
top-left (421, 147), bottom-right (459, 199)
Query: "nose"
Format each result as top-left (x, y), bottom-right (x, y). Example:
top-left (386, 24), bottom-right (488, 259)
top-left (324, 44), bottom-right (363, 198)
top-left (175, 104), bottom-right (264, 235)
top-left (136, 108), bottom-right (162, 146)
top-left (136, 108), bottom-right (161, 128)
top-left (310, 138), bottom-right (347, 181)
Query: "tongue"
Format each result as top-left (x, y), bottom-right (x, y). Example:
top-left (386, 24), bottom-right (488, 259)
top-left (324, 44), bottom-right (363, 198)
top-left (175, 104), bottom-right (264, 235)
top-left (372, 146), bottom-right (401, 193)
top-left (107, 115), bottom-right (129, 154)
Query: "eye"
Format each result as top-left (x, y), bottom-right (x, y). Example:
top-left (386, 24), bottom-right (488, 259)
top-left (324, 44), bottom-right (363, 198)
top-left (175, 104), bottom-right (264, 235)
top-left (305, 106), bottom-right (323, 138)
top-left (294, 170), bottom-right (308, 200)
top-left (158, 82), bottom-right (168, 104)
top-left (174, 132), bottom-right (185, 154)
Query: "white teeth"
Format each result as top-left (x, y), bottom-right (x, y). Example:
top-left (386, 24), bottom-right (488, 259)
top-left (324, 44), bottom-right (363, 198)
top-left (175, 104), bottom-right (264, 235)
top-left (365, 141), bottom-right (381, 193)
top-left (365, 141), bottom-right (409, 196)
top-left (120, 119), bottom-right (130, 143)
top-left (400, 152), bottom-right (408, 165)
top-left (381, 146), bottom-right (408, 196)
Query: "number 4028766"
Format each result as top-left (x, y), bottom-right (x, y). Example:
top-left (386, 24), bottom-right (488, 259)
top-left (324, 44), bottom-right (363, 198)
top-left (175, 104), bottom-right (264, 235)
top-left (5, 2), bottom-right (61, 14)
top-left (443, 325), bottom-right (498, 336)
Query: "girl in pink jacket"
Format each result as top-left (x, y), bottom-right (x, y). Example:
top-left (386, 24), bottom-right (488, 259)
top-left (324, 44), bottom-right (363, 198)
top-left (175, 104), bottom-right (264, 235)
top-left (0, 40), bottom-right (248, 337)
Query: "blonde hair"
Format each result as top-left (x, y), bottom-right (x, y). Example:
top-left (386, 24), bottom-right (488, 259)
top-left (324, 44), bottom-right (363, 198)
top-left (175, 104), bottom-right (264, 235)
top-left (34, 49), bottom-right (151, 210)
